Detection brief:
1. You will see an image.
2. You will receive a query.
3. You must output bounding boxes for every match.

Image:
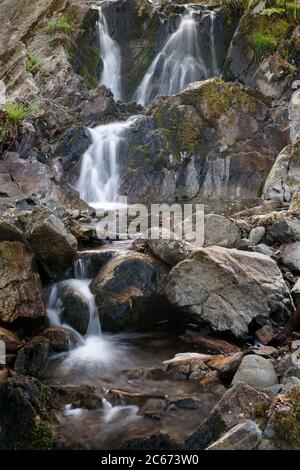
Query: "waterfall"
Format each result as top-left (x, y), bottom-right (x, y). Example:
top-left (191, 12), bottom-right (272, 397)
top-left (135, 10), bottom-right (209, 106)
top-left (76, 117), bottom-right (137, 207)
top-left (98, 9), bottom-right (122, 100)
top-left (209, 11), bottom-right (220, 77)
top-left (46, 258), bottom-right (101, 337)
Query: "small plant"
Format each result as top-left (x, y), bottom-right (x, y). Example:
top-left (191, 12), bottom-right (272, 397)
top-left (5, 102), bottom-right (37, 121)
top-left (45, 15), bottom-right (76, 35)
top-left (260, 7), bottom-right (286, 16)
top-left (250, 32), bottom-right (277, 56)
top-left (26, 56), bottom-right (42, 74)
top-left (0, 101), bottom-right (39, 152)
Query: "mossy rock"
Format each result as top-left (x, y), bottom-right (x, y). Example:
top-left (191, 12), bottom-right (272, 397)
top-left (272, 388), bottom-right (300, 450)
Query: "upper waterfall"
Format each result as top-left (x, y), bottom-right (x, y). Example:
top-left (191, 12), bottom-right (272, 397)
top-left (134, 9), bottom-right (220, 107)
top-left (97, 9), bottom-right (122, 100)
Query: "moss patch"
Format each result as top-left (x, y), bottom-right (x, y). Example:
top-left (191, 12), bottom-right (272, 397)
top-left (272, 389), bottom-right (300, 450)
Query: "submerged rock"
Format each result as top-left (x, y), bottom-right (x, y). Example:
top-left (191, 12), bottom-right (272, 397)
top-left (166, 247), bottom-right (290, 338)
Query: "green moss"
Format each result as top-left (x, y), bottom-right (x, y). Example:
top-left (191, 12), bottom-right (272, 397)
top-left (272, 389), bottom-right (300, 450)
top-left (29, 420), bottom-right (54, 450)
top-left (251, 32), bottom-right (277, 56)
top-left (176, 109), bottom-right (204, 152)
top-left (255, 402), bottom-right (270, 429)
top-left (190, 250), bottom-right (209, 262)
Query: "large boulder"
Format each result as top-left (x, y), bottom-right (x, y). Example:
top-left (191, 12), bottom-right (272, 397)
top-left (166, 247), bottom-right (290, 338)
top-left (0, 241), bottom-right (47, 329)
top-left (232, 354), bottom-right (278, 391)
top-left (91, 252), bottom-right (172, 331)
top-left (22, 206), bottom-right (78, 277)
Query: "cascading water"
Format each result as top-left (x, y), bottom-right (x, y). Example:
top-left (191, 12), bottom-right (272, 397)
top-left (135, 10), bottom-right (209, 106)
top-left (209, 11), bottom-right (220, 77)
top-left (46, 257), bottom-right (132, 375)
top-left (97, 9), bottom-right (122, 100)
top-left (76, 117), bottom-right (137, 208)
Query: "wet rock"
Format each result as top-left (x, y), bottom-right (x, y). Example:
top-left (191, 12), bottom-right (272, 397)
top-left (206, 420), bottom-right (262, 450)
top-left (205, 214), bottom-right (241, 248)
top-left (166, 247), bottom-right (290, 338)
top-left (23, 206), bottom-right (77, 277)
top-left (0, 375), bottom-right (54, 449)
top-left (249, 227), bottom-right (265, 246)
top-left (270, 217), bottom-right (300, 244)
top-left (181, 330), bottom-right (240, 354)
top-left (14, 337), bottom-right (49, 378)
top-left (232, 354), bottom-right (278, 390)
top-left (61, 286), bottom-right (90, 336)
top-left (91, 252), bottom-right (172, 331)
top-left (185, 382), bottom-right (270, 449)
top-left (0, 241), bottom-right (47, 329)
top-left (234, 238), bottom-right (252, 251)
top-left (40, 327), bottom-right (80, 353)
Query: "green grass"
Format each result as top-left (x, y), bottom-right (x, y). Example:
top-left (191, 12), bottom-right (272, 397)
top-left (45, 15), bottom-right (76, 35)
top-left (26, 56), bottom-right (42, 74)
top-left (5, 101), bottom-right (38, 121)
top-left (260, 7), bottom-right (286, 16)
top-left (250, 32), bottom-right (278, 56)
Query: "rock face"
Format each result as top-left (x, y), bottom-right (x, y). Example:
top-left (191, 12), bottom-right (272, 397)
top-left (120, 78), bottom-right (288, 203)
top-left (91, 252), bottom-right (172, 331)
top-left (206, 420), bottom-right (262, 450)
top-left (166, 247), bottom-right (290, 338)
top-left (232, 354), bottom-right (278, 391)
top-left (23, 206), bottom-right (77, 277)
top-left (186, 382), bottom-right (270, 450)
top-left (0, 241), bottom-right (47, 328)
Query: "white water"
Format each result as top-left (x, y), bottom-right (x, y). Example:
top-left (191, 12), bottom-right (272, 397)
top-left (102, 398), bottom-right (140, 427)
top-left (135, 10), bottom-right (209, 106)
top-left (98, 10), bottom-right (122, 100)
top-left (209, 11), bottom-right (220, 77)
top-left (76, 117), bottom-right (137, 206)
top-left (46, 257), bottom-right (133, 376)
